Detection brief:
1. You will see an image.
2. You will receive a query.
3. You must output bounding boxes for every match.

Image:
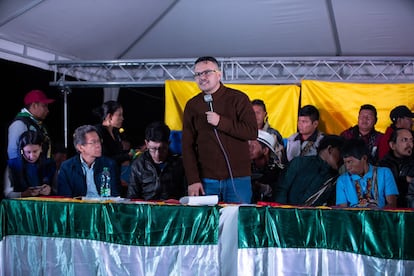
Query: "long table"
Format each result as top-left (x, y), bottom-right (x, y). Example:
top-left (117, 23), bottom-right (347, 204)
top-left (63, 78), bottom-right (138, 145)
top-left (1, 199), bottom-right (413, 275)
top-left (0, 198), bottom-right (221, 275)
top-left (238, 206), bottom-right (414, 275)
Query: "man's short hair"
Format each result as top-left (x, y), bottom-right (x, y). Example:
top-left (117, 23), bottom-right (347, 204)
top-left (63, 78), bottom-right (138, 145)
top-left (299, 105), bottom-right (319, 122)
top-left (73, 125), bottom-right (99, 150)
top-left (251, 99), bottom-right (267, 112)
top-left (359, 104), bottom-right (378, 122)
top-left (317, 135), bottom-right (345, 154)
top-left (389, 128), bottom-right (413, 143)
top-left (341, 138), bottom-right (369, 160)
top-left (194, 56), bottom-right (219, 67)
top-left (145, 121), bottom-right (170, 143)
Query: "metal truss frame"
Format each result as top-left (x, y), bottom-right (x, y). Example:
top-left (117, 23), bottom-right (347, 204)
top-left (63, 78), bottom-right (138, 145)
top-left (49, 56), bottom-right (414, 88)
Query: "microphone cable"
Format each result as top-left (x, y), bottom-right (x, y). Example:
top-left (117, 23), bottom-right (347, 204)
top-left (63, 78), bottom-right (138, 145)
top-left (204, 94), bottom-right (243, 203)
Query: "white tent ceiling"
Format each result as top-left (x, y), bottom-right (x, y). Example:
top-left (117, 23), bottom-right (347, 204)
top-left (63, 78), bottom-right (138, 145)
top-left (1, 0), bottom-right (414, 74)
top-left (1, 0), bottom-right (414, 158)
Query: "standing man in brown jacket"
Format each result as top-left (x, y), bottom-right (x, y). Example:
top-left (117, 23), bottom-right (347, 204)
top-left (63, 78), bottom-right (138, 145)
top-left (182, 56), bottom-right (257, 203)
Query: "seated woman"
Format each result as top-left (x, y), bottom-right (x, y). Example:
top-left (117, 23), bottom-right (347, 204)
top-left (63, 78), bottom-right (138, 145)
top-left (4, 130), bottom-right (56, 198)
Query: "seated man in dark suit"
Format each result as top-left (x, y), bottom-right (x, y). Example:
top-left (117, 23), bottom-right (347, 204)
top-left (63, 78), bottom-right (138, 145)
top-left (58, 125), bottom-right (120, 198)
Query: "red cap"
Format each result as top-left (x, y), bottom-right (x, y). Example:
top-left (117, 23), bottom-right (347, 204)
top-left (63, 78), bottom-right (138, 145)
top-left (24, 90), bottom-right (55, 105)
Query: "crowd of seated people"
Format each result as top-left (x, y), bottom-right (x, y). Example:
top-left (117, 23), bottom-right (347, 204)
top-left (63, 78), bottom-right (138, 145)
top-left (2, 88), bottom-right (413, 209)
top-left (250, 102), bottom-right (412, 208)
top-left (271, 103), bottom-right (412, 208)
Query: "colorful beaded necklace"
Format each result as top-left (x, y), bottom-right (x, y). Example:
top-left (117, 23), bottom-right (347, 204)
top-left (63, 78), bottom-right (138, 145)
top-left (353, 166), bottom-right (378, 207)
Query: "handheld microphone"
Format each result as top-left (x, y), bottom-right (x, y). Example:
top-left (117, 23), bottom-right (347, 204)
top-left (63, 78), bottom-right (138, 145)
top-left (203, 94), bottom-right (214, 112)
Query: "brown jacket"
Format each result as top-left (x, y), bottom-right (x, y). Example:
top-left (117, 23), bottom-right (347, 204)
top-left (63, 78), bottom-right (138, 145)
top-left (182, 83), bottom-right (257, 184)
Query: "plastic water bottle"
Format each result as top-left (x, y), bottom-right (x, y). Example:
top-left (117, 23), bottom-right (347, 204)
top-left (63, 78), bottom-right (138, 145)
top-left (100, 167), bottom-right (111, 197)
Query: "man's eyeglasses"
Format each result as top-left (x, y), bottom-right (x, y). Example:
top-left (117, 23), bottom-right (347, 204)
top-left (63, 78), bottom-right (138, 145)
top-left (84, 140), bottom-right (102, 146)
top-left (148, 147), bottom-right (168, 153)
top-left (194, 69), bottom-right (218, 78)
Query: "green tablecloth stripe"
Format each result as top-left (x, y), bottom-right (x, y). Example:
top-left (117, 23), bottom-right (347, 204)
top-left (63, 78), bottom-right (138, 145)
top-left (0, 202), bottom-right (4, 240)
top-left (2, 199), bottom-right (219, 246)
top-left (238, 206), bottom-right (414, 260)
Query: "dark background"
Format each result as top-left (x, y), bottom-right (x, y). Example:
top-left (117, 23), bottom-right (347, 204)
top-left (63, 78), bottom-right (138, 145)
top-left (1, 58), bottom-right (165, 179)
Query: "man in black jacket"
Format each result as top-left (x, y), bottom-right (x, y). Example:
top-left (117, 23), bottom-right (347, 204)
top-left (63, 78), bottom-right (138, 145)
top-left (378, 128), bottom-right (414, 208)
top-left (127, 121), bottom-right (186, 200)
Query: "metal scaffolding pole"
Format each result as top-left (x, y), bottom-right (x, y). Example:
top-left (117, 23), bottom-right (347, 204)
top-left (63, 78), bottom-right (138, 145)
top-left (49, 56), bottom-right (414, 88)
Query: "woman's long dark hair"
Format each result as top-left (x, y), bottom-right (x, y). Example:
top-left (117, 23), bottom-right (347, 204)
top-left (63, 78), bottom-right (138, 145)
top-left (18, 130), bottom-right (46, 187)
top-left (19, 130), bottom-right (43, 155)
top-left (92, 100), bottom-right (122, 122)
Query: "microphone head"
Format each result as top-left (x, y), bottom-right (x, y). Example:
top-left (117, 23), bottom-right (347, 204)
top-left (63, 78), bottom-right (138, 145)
top-left (203, 94), bottom-right (213, 103)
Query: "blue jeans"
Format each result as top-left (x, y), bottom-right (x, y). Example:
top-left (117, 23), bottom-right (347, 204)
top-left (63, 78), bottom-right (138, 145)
top-left (202, 176), bottom-right (252, 204)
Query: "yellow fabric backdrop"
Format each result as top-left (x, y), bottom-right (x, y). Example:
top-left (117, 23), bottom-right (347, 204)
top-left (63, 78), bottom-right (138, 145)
top-left (165, 80), bottom-right (300, 137)
top-left (301, 80), bottom-right (414, 135)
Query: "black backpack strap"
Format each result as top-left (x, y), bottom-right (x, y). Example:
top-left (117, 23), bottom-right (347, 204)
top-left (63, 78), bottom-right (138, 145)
top-left (14, 116), bottom-right (51, 158)
top-left (14, 116), bottom-right (41, 132)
